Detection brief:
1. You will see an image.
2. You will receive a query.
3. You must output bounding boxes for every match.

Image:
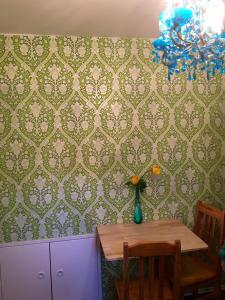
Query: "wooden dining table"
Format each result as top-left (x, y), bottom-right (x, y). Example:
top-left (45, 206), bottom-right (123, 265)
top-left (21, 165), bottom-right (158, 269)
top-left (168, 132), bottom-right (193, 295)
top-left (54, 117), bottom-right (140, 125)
top-left (97, 219), bottom-right (208, 260)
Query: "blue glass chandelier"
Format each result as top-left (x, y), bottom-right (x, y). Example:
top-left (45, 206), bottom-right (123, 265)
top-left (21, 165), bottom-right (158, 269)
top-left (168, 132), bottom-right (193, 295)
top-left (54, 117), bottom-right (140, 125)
top-left (152, 0), bottom-right (225, 80)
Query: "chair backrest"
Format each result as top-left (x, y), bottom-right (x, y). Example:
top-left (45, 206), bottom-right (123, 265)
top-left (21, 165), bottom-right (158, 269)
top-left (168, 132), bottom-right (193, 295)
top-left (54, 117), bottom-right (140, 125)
top-left (193, 200), bottom-right (225, 270)
top-left (123, 240), bottom-right (181, 300)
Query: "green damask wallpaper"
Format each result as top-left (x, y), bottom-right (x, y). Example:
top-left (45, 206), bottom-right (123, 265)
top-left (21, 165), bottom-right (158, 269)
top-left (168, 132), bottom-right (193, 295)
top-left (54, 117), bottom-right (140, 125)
top-left (0, 34), bottom-right (224, 298)
top-left (0, 33), bottom-right (225, 240)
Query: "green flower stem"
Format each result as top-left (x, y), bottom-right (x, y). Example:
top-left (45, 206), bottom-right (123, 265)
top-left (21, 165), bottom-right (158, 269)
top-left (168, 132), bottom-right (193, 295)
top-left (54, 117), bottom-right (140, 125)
top-left (135, 185), bottom-right (140, 203)
top-left (134, 184), bottom-right (143, 224)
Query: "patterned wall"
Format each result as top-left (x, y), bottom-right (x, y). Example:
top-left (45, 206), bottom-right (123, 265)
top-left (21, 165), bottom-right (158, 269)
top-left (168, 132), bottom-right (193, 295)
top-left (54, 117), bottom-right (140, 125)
top-left (0, 34), bottom-right (224, 245)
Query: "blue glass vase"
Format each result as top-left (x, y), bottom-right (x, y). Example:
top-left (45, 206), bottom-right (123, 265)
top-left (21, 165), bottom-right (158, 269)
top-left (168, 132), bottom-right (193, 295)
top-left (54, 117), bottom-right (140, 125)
top-left (133, 185), bottom-right (143, 224)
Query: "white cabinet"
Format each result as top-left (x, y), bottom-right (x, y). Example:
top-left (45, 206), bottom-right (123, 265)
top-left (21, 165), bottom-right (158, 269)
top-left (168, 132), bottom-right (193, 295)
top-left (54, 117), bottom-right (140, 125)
top-left (0, 235), bottom-right (101, 300)
top-left (51, 236), bottom-right (100, 300)
top-left (0, 243), bottom-right (51, 300)
top-left (0, 264), bottom-right (3, 300)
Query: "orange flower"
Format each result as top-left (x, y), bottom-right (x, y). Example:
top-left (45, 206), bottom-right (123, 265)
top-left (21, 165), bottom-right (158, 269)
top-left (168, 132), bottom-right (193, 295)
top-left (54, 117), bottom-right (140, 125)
top-left (151, 165), bottom-right (161, 175)
top-left (130, 175), bottom-right (140, 185)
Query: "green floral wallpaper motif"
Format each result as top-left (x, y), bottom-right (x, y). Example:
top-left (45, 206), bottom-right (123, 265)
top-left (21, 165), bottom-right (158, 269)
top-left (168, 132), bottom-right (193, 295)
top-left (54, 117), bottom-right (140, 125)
top-left (0, 34), bottom-right (225, 299)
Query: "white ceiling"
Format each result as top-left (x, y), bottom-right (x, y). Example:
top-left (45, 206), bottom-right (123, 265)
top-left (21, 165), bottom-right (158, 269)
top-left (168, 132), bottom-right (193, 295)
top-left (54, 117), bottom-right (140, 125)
top-left (0, 0), bottom-right (166, 38)
top-left (0, 0), bottom-right (224, 38)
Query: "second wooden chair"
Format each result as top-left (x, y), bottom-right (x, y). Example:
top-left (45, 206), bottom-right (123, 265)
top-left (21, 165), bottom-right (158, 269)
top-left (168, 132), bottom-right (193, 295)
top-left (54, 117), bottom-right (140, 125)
top-left (173, 201), bottom-right (225, 299)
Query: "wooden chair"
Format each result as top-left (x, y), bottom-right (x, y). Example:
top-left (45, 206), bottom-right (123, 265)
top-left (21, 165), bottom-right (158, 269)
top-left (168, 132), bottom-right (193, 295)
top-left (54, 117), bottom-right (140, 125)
top-left (178, 201), bottom-right (225, 299)
top-left (115, 240), bottom-right (181, 300)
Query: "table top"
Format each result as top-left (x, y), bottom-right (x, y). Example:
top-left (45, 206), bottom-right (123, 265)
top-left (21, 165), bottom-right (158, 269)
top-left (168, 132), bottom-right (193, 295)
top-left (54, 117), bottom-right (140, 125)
top-left (97, 219), bottom-right (208, 260)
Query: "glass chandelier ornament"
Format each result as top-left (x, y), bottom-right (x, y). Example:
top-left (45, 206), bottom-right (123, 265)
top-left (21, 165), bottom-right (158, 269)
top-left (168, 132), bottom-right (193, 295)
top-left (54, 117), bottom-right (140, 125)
top-left (152, 0), bottom-right (225, 80)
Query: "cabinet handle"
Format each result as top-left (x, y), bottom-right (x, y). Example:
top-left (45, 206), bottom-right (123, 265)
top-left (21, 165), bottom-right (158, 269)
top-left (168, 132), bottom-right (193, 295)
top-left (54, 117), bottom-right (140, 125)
top-left (57, 269), bottom-right (64, 277)
top-left (37, 272), bottom-right (45, 279)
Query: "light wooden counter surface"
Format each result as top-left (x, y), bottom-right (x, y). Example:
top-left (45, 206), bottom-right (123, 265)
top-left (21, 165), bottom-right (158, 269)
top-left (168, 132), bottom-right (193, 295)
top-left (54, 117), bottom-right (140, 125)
top-left (97, 219), bottom-right (208, 260)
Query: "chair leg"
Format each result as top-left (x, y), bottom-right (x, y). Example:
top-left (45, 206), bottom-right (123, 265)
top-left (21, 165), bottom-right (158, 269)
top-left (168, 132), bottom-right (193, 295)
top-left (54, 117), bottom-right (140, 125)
top-left (214, 279), bottom-right (221, 300)
top-left (179, 291), bottom-right (184, 300)
top-left (193, 289), bottom-right (198, 297)
top-left (115, 291), bottom-right (119, 300)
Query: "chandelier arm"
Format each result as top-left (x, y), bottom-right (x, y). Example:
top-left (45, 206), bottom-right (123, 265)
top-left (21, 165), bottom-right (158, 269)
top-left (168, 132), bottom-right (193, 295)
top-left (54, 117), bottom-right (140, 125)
top-left (205, 41), bottom-right (223, 59)
top-left (196, 44), bottom-right (205, 61)
top-left (169, 24), bottom-right (192, 49)
top-left (197, 32), bottom-right (213, 61)
top-left (176, 30), bottom-right (192, 46)
top-left (199, 34), bottom-right (206, 46)
top-left (162, 52), bottom-right (170, 66)
top-left (169, 28), bottom-right (185, 49)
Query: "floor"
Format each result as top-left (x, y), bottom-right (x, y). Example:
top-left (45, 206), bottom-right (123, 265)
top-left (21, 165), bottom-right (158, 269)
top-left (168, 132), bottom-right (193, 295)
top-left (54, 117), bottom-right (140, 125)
top-left (184, 290), bottom-right (225, 299)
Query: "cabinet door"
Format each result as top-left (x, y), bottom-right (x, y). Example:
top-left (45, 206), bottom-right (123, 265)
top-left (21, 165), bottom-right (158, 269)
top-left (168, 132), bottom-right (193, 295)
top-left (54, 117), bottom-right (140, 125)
top-left (0, 266), bottom-right (2, 300)
top-left (0, 243), bottom-right (51, 300)
top-left (51, 236), bottom-right (100, 300)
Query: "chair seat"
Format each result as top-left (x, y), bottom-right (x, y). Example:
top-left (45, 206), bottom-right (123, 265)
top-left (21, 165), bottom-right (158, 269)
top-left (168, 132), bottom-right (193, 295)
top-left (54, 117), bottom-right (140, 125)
top-left (115, 277), bottom-right (174, 300)
top-left (180, 255), bottom-right (216, 287)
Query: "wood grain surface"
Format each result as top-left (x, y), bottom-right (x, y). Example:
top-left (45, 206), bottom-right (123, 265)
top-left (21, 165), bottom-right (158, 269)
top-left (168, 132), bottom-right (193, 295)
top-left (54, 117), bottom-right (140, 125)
top-left (97, 220), bottom-right (208, 260)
